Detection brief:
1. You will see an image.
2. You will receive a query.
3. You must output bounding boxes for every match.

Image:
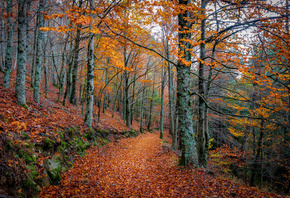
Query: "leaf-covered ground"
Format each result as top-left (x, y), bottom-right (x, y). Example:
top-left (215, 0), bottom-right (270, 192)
top-left (0, 71), bottom-right (139, 141)
top-left (0, 72), bottom-right (139, 196)
top-left (0, 71), bottom-right (139, 154)
top-left (39, 131), bottom-right (284, 198)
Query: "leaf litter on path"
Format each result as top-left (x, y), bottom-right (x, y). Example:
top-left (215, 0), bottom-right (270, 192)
top-left (39, 131), bottom-right (284, 198)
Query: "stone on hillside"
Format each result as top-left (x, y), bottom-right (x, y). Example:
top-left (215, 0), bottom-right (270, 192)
top-left (44, 158), bottom-right (61, 184)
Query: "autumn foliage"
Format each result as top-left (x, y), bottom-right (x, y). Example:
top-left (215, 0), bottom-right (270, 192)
top-left (0, 0), bottom-right (290, 197)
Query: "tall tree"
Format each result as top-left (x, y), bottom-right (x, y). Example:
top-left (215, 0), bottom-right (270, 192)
top-left (16, 0), bottom-right (30, 105)
top-left (160, 64), bottom-right (166, 139)
top-left (84, 0), bottom-right (96, 127)
top-left (197, 0), bottom-right (208, 167)
top-left (70, 0), bottom-right (83, 106)
top-left (3, 0), bottom-right (13, 88)
top-left (177, 0), bottom-right (198, 166)
top-left (33, 0), bottom-right (45, 103)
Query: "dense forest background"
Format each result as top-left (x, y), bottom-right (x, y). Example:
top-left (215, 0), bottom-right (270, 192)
top-left (0, 0), bottom-right (290, 197)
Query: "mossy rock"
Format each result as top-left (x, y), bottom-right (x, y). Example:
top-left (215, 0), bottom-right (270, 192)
top-left (44, 159), bottom-right (61, 185)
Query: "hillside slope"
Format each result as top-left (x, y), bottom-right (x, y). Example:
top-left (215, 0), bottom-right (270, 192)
top-left (0, 71), bottom-right (139, 197)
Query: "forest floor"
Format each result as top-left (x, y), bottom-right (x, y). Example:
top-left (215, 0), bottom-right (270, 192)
top-left (0, 71), bottom-right (286, 198)
top-left (39, 131), bottom-right (284, 198)
top-left (0, 71), bottom-right (140, 197)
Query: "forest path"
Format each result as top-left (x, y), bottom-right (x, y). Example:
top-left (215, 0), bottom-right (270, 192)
top-left (39, 131), bottom-right (282, 198)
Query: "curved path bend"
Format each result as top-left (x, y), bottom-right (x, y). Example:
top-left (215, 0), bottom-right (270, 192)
top-left (39, 132), bottom-right (283, 198)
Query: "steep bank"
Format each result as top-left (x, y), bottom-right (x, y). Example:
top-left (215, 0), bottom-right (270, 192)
top-left (0, 72), bottom-right (139, 197)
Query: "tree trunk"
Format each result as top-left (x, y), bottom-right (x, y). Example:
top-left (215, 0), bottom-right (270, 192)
top-left (3, 0), bottom-right (13, 88)
top-left (102, 66), bottom-right (108, 113)
top-left (33, 0), bottom-right (45, 103)
top-left (44, 64), bottom-right (49, 97)
top-left (147, 71), bottom-right (155, 131)
top-left (58, 51), bottom-right (66, 101)
top-left (124, 70), bottom-right (130, 128)
top-left (30, 19), bottom-right (38, 88)
top-left (84, 2), bottom-right (95, 127)
top-left (56, 35), bottom-right (69, 101)
top-left (0, 11), bottom-right (5, 73)
top-left (123, 44), bottom-right (131, 128)
top-left (168, 60), bottom-right (174, 136)
top-left (286, 1), bottom-right (290, 193)
top-left (173, 113), bottom-right (178, 150)
top-left (70, 1), bottom-right (82, 105)
top-left (97, 98), bottom-right (101, 123)
top-left (16, 0), bottom-right (29, 105)
top-left (196, 0), bottom-right (208, 167)
top-left (250, 118), bottom-right (265, 186)
top-left (160, 66), bottom-right (166, 139)
top-left (63, 41), bottom-right (73, 106)
top-left (140, 85), bottom-right (145, 133)
top-left (177, 0), bottom-right (198, 166)
top-left (112, 77), bottom-right (122, 118)
top-left (63, 66), bottom-right (72, 105)
top-left (172, 74), bottom-right (178, 150)
top-left (130, 65), bottom-right (138, 125)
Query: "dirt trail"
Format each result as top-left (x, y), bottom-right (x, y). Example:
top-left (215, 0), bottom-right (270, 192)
top-left (39, 132), bottom-right (283, 198)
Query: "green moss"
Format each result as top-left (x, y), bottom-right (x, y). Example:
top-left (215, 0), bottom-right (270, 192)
top-left (5, 139), bottom-right (13, 150)
top-left (19, 103), bottom-right (29, 109)
top-left (57, 130), bottom-right (64, 139)
top-left (99, 137), bottom-right (110, 145)
top-left (131, 129), bottom-right (137, 137)
top-left (44, 137), bottom-right (51, 148)
top-left (22, 164), bottom-right (40, 197)
top-left (161, 139), bottom-right (168, 144)
top-left (49, 164), bottom-right (62, 185)
top-left (51, 169), bottom-right (61, 185)
top-left (19, 149), bottom-right (37, 164)
top-left (43, 137), bottom-right (55, 150)
top-left (21, 131), bottom-right (30, 140)
top-left (104, 130), bottom-right (109, 135)
top-left (57, 140), bottom-right (67, 154)
top-left (85, 128), bottom-right (95, 141)
top-left (124, 131), bottom-right (130, 138)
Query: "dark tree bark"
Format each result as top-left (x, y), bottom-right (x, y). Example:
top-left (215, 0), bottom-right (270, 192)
top-left (3, 0), bottom-right (13, 88)
top-left (250, 118), bottom-right (265, 186)
top-left (33, 0), bottom-right (45, 103)
top-left (160, 65), bottom-right (166, 139)
top-left (176, 0), bottom-right (198, 166)
top-left (70, 0), bottom-right (82, 106)
top-left (197, 0), bottom-right (208, 167)
top-left (15, 0), bottom-right (30, 105)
